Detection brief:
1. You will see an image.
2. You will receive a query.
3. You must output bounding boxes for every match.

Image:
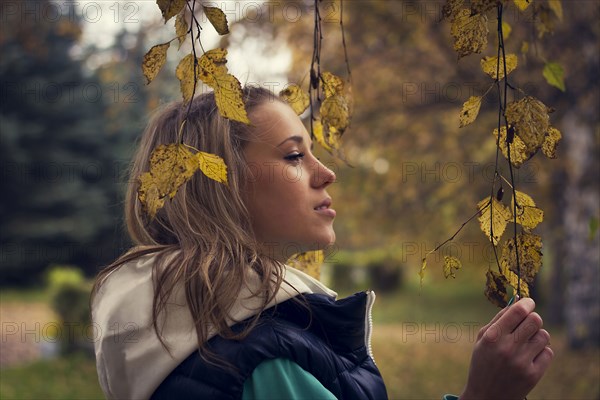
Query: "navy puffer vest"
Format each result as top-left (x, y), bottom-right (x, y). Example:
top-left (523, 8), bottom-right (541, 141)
top-left (151, 292), bottom-right (388, 400)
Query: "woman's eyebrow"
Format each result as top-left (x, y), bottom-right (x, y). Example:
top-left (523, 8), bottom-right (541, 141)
top-left (277, 135), bottom-right (304, 147)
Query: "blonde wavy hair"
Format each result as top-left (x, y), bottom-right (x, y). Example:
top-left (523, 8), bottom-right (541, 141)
top-left (92, 87), bottom-right (289, 365)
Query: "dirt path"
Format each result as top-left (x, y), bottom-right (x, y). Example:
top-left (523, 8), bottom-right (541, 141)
top-left (0, 302), bottom-right (57, 368)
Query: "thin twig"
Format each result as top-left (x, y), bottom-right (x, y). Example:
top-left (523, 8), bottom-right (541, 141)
top-left (427, 201), bottom-right (490, 256)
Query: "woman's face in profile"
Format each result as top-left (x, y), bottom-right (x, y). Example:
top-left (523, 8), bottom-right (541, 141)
top-left (242, 101), bottom-right (337, 261)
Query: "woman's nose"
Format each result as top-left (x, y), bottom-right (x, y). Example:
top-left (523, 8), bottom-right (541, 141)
top-left (312, 159), bottom-right (336, 188)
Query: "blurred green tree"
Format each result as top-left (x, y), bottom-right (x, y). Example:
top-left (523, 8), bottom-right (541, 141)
top-left (0, 0), bottom-right (131, 285)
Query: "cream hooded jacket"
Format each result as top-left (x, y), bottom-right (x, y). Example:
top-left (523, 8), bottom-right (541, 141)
top-left (91, 253), bottom-right (337, 400)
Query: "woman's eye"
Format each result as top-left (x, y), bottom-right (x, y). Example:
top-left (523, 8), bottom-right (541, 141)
top-left (284, 152), bottom-right (305, 162)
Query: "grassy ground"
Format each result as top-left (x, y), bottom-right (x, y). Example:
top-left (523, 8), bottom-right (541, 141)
top-left (1, 279), bottom-right (598, 400)
top-left (0, 353), bottom-right (103, 400)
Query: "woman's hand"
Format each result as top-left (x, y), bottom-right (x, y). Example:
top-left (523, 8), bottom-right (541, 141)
top-left (459, 297), bottom-right (553, 400)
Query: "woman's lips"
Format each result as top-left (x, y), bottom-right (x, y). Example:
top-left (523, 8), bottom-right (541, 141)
top-left (314, 199), bottom-right (336, 218)
top-left (315, 207), bottom-right (336, 218)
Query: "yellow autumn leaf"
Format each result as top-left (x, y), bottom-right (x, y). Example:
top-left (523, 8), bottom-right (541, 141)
top-left (203, 48), bottom-right (228, 65)
top-left (513, 0), bottom-right (531, 11)
top-left (175, 54), bottom-right (196, 103)
top-left (542, 126), bottom-right (561, 158)
top-left (548, 0), bottom-right (563, 22)
top-left (321, 95), bottom-right (349, 135)
top-left (175, 10), bottom-right (188, 50)
top-left (481, 54), bottom-right (518, 80)
top-left (192, 49), bottom-right (249, 124)
top-left (511, 190), bottom-right (544, 229)
top-left (203, 6), bottom-right (229, 35)
top-left (138, 144), bottom-right (199, 218)
top-left (493, 126), bottom-right (530, 167)
top-left (500, 263), bottom-right (530, 297)
top-left (176, 50), bottom-right (249, 123)
top-left (138, 173), bottom-right (165, 219)
top-left (502, 21), bottom-right (512, 41)
top-left (321, 71), bottom-right (344, 98)
top-left (521, 41), bottom-right (529, 54)
top-left (142, 42), bottom-right (170, 84)
top-left (197, 49), bottom-right (228, 83)
top-left (500, 232), bottom-right (542, 285)
top-left (327, 127), bottom-right (343, 151)
top-left (211, 74), bottom-right (250, 124)
top-left (196, 151), bottom-right (228, 184)
top-left (156, 0), bottom-right (186, 23)
top-left (442, 0), bottom-right (464, 21)
top-left (150, 144), bottom-right (198, 198)
top-left (419, 257), bottom-right (427, 288)
top-left (312, 120), bottom-right (333, 152)
top-left (287, 250), bottom-right (324, 279)
top-left (459, 96), bottom-right (482, 128)
top-left (450, 9), bottom-right (489, 59)
top-left (279, 84), bottom-right (310, 115)
top-left (505, 96), bottom-right (551, 156)
top-left (485, 270), bottom-right (511, 308)
top-left (443, 256), bottom-right (461, 279)
top-left (477, 197), bottom-right (512, 245)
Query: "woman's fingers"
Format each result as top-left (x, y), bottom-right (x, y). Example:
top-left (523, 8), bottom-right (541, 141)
top-left (494, 297), bottom-right (536, 335)
top-left (523, 328), bottom-right (551, 360)
top-left (528, 345), bottom-right (554, 384)
top-left (513, 311), bottom-right (543, 342)
top-left (534, 345), bottom-right (554, 367)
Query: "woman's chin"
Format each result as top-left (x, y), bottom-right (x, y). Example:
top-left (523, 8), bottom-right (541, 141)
top-left (306, 231), bottom-right (336, 252)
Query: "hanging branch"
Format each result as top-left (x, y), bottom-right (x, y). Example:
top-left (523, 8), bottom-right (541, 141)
top-left (496, 4), bottom-right (522, 297)
top-left (425, 1), bottom-right (563, 306)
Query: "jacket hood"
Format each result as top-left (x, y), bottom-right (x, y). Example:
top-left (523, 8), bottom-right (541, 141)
top-left (91, 252), bottom-right (337, 400)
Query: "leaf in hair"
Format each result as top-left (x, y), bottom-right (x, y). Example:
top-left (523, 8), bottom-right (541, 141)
top-left (197, 151), bottom-right (228, 185)
top-left (138, 144), bottom-right (196, 218)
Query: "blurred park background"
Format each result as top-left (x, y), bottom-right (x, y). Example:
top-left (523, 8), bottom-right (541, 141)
top-left (1, 1), bottom-right (598, 399)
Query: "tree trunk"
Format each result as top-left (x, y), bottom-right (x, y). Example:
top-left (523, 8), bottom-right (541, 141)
top-left (562, 112), bottom-right (600, 349)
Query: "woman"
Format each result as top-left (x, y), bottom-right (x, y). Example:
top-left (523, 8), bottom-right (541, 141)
top-left (91, 87), bottom-right (553, 400)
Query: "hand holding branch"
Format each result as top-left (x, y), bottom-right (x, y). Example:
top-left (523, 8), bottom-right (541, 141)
top-left (460, 298), bottom-right (553, 400)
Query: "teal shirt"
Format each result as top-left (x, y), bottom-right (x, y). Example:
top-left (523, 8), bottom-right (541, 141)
top-left (242, 358), bottom-right (459, 400)
top-left (242, 358), bottom-right (336, 400)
